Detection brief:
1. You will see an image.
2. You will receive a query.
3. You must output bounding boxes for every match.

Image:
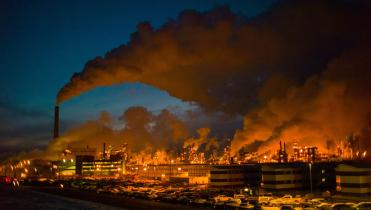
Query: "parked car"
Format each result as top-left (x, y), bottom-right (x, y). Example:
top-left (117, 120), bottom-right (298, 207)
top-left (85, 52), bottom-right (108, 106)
top-left (331, 203), bottom-right (355, 210)
top-left (310, 198), bottom-right (326, 205)
top-left (258, 195), bottom-right (273, 204)
top-left (316, 203), bottom-right (332, 210)
top-left (354, 202), bottom-right (371, 210)
top-left (214, 194), bottom-right (232, 203)
top-left (234, 194), bottom-right (246, 199)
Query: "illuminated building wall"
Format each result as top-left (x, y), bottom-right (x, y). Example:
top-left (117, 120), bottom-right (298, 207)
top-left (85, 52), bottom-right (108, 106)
top-left (81, 160), bottom-right (124, 177)
top-left (131, 164), bottom-right (211, 182)
top-left (262, 163), bottom-right (306, 191)
top-left (335, 162), bottom-right (371, 196)
top-left (209, 164), bottom-right (261, 190)
top-left (56, 158), bottom-right (76, 178)
top-left (76, 155), bottom-right (94, 176)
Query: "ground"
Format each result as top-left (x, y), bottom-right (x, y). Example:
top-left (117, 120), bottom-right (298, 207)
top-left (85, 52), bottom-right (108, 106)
top-left (0, 185), bottom-right (126, 210)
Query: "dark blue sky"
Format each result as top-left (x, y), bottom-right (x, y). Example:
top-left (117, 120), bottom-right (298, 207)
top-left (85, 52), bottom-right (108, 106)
top-left (0, 0), bottom-right (276, 156)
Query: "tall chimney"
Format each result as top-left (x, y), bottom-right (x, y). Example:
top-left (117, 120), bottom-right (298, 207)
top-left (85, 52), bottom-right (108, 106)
top-left (53, 106), bottom-right (60, 139)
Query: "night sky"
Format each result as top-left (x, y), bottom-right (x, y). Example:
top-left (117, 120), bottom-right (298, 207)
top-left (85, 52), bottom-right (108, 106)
top-left (0, 0), bottom-right (276, 159)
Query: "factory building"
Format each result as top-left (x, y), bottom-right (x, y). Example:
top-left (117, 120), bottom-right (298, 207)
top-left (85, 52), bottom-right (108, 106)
top-left (132, 164), bottom-right (211, 184)
top-left (261, 162), bottom-right (338, 193)
top-left (54, 159), bottom-right (76, 178)
top-left (209, 164), bottom-right (261, 191)
top-left (292, 143), bottom-right (318, 162)
top-left (75, 155), bottom-right (94, 176)
top-left (261, 163), bottom-right (306, 191)
top-left (58, 142), bottom-right (128, 178)
top-left (81, 160), bottom-right (124, 177)
top-left (310, 162), bottom-right (338, 192)
top-left (56, 146), bottom-right (97, 178)
top-left (134, 163), bottom-right (262, 189)
top-left (335, 162), bottom-right (371, 196)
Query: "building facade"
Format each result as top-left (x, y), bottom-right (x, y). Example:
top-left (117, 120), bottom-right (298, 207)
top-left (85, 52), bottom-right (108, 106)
top-left (81, 160), bottom-right (124, 177)
top-left (335, 162), bottom-right (371, 196)
top-left (261, 163), bottom-right (306, 191)
top-left (209, 164), bottom-right (261, 191)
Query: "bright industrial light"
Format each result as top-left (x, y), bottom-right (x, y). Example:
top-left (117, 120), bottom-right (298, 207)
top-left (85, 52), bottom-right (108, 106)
top-left (63, 159), bottom-right (66, 163)
top-left (177, 167), bottom-right (181, 171)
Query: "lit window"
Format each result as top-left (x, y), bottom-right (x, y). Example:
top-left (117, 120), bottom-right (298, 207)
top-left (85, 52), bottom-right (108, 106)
top-left (322, 169), bottom-right (325, 174)
top-left (322, 178), bottom-right (326, 182)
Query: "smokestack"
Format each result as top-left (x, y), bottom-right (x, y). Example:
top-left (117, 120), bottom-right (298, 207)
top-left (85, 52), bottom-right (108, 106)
top-left (53, 106), bottom-right (59, 139)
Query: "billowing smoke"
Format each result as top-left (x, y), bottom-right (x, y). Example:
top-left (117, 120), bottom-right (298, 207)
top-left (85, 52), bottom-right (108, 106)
top-left (232, 42), bottom-right (371, 155)
top-left (47, 111), bottom-right (119, 156)
top-left (46, 107), bottom-right (190, 157)
top-left (183, 127), bottom-right (219, 153)
top-left (118, 106), bottom-right (189, 152)
top-left (56, 1), bottom-right (371, 156)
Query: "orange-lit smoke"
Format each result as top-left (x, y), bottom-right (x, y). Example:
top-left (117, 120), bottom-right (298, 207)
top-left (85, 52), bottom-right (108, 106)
top-left (183, 127), bottom-right (219, 153)
top-left (231, 44), bottom-right (371, 155)
top-left (55, 1), bottom-right (371, 157)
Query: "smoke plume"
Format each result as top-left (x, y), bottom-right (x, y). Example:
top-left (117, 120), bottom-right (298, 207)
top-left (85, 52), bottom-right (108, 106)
top-left (56, 1), bottom-right (371, 155)
top-left (42, 106), bottom-right (193, 161)
top-left (183, 127), bottom-right (219, 153)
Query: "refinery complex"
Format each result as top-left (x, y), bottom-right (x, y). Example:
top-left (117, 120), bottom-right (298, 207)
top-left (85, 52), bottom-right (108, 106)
top-left (0, 105), bottom-right (369, 201)
top-left (2, 1), bottom-right (371, 209)
top-left (1, 139), bottom-right (370, 197)
top-left (1, 105), bottom-right (370, 198)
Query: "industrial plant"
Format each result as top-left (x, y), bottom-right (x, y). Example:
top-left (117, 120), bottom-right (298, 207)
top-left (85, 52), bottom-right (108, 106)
top-left (1, 0), bottom-right (371, 209)
top-left (1, 109), bottom-right (370, 198)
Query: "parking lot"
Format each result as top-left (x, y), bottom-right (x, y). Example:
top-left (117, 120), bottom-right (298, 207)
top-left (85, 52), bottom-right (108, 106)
top-left (38, 178), bottom-right (371, 210)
